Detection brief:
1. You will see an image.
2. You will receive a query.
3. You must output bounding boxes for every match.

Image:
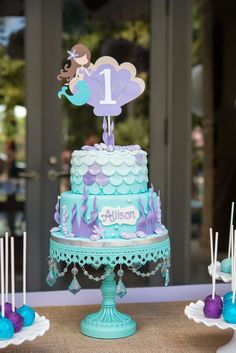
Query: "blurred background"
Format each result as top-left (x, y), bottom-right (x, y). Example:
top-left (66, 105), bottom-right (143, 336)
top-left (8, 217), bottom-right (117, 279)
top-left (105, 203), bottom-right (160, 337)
top-left (0, 0), bottom-right (236, 292)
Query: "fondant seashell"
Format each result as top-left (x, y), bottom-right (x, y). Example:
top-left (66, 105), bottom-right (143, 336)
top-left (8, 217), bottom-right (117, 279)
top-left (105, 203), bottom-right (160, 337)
top-left (136, 231), bottom-right (146, 238)
top-left (84, 57), bottom-right (145, 117)
top-left (121, 232), bottom-right (137, 239)
top-left (50, 226), bottom-right (60, 233)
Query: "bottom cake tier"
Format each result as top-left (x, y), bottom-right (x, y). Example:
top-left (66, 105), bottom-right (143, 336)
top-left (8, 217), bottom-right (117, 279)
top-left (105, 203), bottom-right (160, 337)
top-left (50, 188), bottom-right (167, 240)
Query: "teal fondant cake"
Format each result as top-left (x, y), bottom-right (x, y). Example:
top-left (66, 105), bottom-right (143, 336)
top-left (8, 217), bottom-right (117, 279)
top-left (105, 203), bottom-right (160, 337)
top-left (50, 143), bottom-right (167, 242)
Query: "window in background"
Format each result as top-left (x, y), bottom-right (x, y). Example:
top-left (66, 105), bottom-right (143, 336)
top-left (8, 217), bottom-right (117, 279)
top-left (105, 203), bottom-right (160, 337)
top-left (190, 0), bottom-right (236, 283)
top-left (0, 3), bottom-right (26, 290)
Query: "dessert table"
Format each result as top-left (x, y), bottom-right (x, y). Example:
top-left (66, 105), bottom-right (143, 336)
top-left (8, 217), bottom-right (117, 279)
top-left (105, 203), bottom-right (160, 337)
top-left (3, 301), bottom-right (232, 353)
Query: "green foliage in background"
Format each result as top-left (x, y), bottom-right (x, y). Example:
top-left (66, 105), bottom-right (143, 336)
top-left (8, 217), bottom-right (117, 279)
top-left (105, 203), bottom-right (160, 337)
top-left (0, 43), bottom-right (25, 162)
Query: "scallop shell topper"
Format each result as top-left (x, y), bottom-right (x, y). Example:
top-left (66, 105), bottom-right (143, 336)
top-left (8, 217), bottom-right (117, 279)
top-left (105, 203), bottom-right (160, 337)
top-left (84, 56), bottom-right (145, 117)
top-left (57, 45), bottom-right (145, 117)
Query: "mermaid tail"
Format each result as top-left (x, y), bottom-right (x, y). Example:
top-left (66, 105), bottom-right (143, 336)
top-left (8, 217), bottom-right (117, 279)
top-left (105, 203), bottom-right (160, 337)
top-left (58, 81), bottom-right (90, 106)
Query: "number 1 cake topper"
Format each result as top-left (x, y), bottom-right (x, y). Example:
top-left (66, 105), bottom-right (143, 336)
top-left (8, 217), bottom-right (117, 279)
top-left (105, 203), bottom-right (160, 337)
top-left (57, 43), bottom-right (145, 116)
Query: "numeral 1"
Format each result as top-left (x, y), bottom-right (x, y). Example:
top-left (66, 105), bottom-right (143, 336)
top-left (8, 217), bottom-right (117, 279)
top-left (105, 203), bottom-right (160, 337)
top-left (99, 68), bottom-right (116, 105)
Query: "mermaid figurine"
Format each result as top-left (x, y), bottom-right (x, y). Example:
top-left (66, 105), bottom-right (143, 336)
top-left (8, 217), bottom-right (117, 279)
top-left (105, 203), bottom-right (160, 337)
top-left (57, 44), bottom-right (93, 106)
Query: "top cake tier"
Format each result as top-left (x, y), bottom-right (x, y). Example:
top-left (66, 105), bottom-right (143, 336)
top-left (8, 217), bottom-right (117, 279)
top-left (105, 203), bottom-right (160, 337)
top-left (70, 146), bottom-right (148, 195)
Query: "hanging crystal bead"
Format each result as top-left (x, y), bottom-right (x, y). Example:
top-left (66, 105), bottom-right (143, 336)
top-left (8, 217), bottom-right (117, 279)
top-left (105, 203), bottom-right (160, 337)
top-left (68, 277), bottom-right (81, 295)
top-left (46, 269), bottom-right (57, 287)
top-left (116, 279), bottom-right (127, 298)
top-left (164, 268), bottom-right (170, 287)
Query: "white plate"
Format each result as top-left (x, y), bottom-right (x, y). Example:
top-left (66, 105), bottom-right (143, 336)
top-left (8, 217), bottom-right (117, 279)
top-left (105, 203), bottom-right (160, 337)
top-left (184, 300), bottom-right (236, 330)
top-left (0, 313), bottom-right (50, 349)
top-left (208, 262), bottom-right (232, 283)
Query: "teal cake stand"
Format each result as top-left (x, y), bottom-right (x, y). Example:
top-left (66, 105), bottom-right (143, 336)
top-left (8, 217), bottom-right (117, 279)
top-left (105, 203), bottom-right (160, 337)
top-left (48, 233), bottom-right (171, 339)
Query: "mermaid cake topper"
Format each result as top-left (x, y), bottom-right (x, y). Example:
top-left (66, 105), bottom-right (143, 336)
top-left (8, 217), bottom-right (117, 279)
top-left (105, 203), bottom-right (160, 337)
top-left (57, 43), bottom-right (145, 144)
top-left (57, 44), bottom-right (93, 106)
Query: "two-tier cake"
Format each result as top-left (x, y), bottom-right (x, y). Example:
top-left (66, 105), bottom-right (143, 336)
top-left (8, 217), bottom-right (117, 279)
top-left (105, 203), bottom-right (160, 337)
top-left (50, 143), bottom-right (167, 243)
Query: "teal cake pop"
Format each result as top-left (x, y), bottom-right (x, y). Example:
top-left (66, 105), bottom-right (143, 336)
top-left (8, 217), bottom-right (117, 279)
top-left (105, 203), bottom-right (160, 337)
top-left (223, 228), bottom-right (236, 324)
top-left (17, 305), bottom-right (35, 327)
top-left (0, 317), bottom-right (14, 340)
top-left (223, 292), bottom-right (236, 324)
top-left (17, 232), bottom-right (35, 327)
top-left (220, 257), bottom-right (231, 274)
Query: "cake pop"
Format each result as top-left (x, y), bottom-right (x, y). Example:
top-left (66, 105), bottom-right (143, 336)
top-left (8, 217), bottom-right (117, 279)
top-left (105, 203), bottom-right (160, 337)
top-left (8, 237), bottom-right (23, 333)
top-left (221, 202), bottom-right (234, 274)
top-left (0, 238), bottom-right (14, 340)
top-left (203, 231), bottom-right (223, 318)
top-left (3, 233), bottom-right (12, 317)
top-left (16, 232), bottom-right (35, 326)
top-left (223, 230), bottom-right (236, 323)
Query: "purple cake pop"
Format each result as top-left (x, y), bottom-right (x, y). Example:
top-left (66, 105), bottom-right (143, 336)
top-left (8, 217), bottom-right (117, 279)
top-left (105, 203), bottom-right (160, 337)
top-left (8, 312), bottom-right (24, 333)
top-left (204, 294), bottom-right (223, 307)
top-left (203, 298), bottom-right (222, 318)
top-left (0, 303), bottom-right (14, 317)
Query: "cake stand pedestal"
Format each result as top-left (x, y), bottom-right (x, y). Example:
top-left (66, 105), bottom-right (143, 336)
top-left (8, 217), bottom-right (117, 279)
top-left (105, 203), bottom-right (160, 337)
top-left (81, 265), bottom-right (136, 338)
top-left (49, 233), bottom-right (170, 339)
top-left (185, 300), bottom-right (236, 353)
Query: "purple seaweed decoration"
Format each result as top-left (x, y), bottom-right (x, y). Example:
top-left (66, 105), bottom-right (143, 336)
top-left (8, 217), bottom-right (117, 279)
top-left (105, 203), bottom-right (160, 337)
top-left (79, 187), bottom-right (98, 237)
top-left (54, 196), bottom-right (60, 224)
top-left (136, 198), bottom-right (146, 233)
top-left (156, 191), bottom-right (162, 225)
top-left (102, 117), bottom-right (115, 146)
top-left (61, 205), bottom-right (69, 235)
top-left (145, 186), bottom-right (157, 234)
top-left (71, 204), bottom-right (79, 236)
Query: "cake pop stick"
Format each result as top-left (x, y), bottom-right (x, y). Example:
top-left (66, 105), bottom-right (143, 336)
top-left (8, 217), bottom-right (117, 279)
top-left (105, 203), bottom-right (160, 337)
top-left (23, 231), bottom-right (26, 305)
top-left (1, 238), bottom-right (5, 318)
top-left (0, 238), bottom-right (14, 339)
top-left (108, 116), bottom-right (111, 135)
top-left (10, 237), bottom-right (15, 312)
top-left (203, 231), bottom-right (223, 318)
top-left (212, 232), bottom-right (219, 300)
top-left (233, 231), bottom-right (236, 304)
top-left (16, 232), bottom-right (35, 326)
top-left (5, 232), bottom-right (8, 303)
top-left (231, 228), bottom-right (234, 293)
top-left (228, 202), bottom-right (235, 259)
top-left (210, 228), bottom-right (213, 266)
top-left (8, 237), bottom-right (23, 333)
